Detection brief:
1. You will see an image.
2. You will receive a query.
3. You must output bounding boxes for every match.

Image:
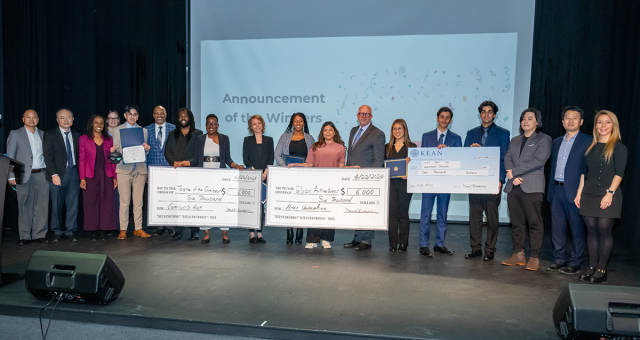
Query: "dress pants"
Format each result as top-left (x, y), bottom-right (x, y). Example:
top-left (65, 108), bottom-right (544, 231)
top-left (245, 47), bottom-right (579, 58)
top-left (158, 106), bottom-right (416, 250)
top-left (83, 171), bottom-right (117, 231)
top-left (113, 186), bottom-right (120, 229)
top-left (468, 192), bottom-right (501, 253)
top-left (507, 186), bottom-right (544, 257)
top-left (15, 172), bottom-right (49, 240)
top-left (550, 183), bottom-right (585, 267)
top-left (420, 193), bottom-right (451, 248)
top-left (49, 169), bottom-right (80, 236)
top-left (388, 179), bottom-right (412, 247)
top-left (117, 169), bottom-right (146, 231)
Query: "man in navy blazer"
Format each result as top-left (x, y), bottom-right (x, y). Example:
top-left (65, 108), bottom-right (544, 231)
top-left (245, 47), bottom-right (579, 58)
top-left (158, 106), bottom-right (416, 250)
top-left (145, 105), bottom-right (176, 236)
top-left (463, 101), bottom-right (510, 261)
top-left (546, 106), bottom-right (591, 274)
top-left (419, 107), bottom-right (462, 257)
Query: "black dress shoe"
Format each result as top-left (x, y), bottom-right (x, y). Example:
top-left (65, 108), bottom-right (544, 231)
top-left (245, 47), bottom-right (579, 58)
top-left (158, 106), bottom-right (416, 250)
top-left (154, 228), bottom-right (166, 236)
top-left (579, 267), bottom-right (596, 282)
top-left (67, 235), bottom-right (79, 242)
top-left (100, 231), bottom-right (109, 240)
top-left (201, 237), bottom-right (210, 244)
top-left (398, 244), bottom-right (408, 252)
top-left (173, 229), bottom-right (182, 239)
top-left (344, 240), bottom-right (360, 248)
top-left (389, 245), bottom-right (397, 252)
top-left (482, 252), bottom-right (494, 261)
top-left (249, 237), bottom-right (258, 244)
top-left (559, 266), bottom-right (580, 275)
top-left (91, 232), bottom-right (99, 241)
top-left (465, 250), bottom-right (482, 259)
top-left (434, 246), bottom-right (454, 255)
top-left (419, 247), bottom-right (433, 257)
top-left (168, 228), bottom-right (176, 237)
top-left (19, 239), bottom-right (29, 246)
top-left (222, 238), bottom-right (230, 244)
top-left (354, 243), bottom-right (371, 251)
top-left (36, 238), bottom-right (49, 244)
top-left (256, 237), bottom-right (266, 243)
top-left (546, 263), bottom-right (566, 271)
top-left (52, 235), bottom-right (63, 243)
top-left (589, 269), bottom-right (607, 284)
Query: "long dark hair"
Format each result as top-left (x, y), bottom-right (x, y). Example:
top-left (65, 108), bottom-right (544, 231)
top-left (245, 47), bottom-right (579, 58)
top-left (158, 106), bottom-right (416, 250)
top-left (174, 107), bottom-right (196, 136)
top-left (312, 121), bottom-right (344, 151)
top-left (285, 112), bottom-right (310, 134)
top-left (84, 115), bottom-right (111, 140)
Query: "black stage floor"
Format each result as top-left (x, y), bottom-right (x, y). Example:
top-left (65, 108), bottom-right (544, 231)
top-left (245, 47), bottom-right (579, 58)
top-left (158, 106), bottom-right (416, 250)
top-left (1, 223), bottom-right (639, 340)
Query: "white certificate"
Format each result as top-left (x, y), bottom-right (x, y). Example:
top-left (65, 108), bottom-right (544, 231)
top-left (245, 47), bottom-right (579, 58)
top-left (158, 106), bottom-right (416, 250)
top-left (265, 166), bottom-right (390, 230)
top-left (147, 167), bottom-right (262, 228)
top-left (407, 147), bottom-right (500, 194)
top-left (122, 145), bottom-right (146, 164)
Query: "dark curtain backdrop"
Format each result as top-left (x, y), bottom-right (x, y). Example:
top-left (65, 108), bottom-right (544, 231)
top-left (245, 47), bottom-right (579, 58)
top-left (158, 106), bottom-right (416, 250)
top-left (2, 0), bottom-right (640, 256)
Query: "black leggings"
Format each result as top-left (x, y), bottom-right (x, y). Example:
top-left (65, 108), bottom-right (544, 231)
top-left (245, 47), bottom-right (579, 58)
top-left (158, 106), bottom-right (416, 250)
top-left (583, 216), bottom-right (615, 269)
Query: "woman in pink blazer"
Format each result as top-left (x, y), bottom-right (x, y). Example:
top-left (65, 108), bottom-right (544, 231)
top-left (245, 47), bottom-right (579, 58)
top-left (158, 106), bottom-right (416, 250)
top-left (79, 115), bottom-right (118, 240)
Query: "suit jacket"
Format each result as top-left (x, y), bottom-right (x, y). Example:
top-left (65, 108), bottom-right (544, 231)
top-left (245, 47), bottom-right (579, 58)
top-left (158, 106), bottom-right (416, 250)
top-left (421, 129), bottom-right (463, 148)
top-left (503, 131), bottom-right (552, 194)
top-left (194, 133), bottom-right (235, 168)
top-left (112, 123), bottom-right (149, 175)
top-left (43, 127), bottom-right (80, 181)
top-left (547, 131), bottom-right (591, 203)
top-left (6, 127), bottom-right (45, 183)
top-left (464, 123), bottom-right (510, 184)
top-left (242, 135), bottom-right (274, 171)
top-left (164, 129), bottom-right (203, 166)
top-left (346, 124), bottom-right (385, 168)
top-left (79, 135), bottom-right (116, 180)
top-left (145, 122), bottom-right (176, 166)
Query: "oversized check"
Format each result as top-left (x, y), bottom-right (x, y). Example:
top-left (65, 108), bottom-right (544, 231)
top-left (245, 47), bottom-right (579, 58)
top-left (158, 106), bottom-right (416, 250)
top-left (147, 167), bottom-right (262, 228)
top-left (265, 166), bottom-right (390, 230)
top-left (407, 147), bottom-right (500, 194)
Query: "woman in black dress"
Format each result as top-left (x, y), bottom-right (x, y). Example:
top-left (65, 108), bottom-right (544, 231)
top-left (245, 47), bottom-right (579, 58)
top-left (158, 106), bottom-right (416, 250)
top-left (574, 110), bottom-right (627, 284)
top-left (385, 119), bottom-right (416, 252)
top-left (242, 115), bottom-right (274, 244)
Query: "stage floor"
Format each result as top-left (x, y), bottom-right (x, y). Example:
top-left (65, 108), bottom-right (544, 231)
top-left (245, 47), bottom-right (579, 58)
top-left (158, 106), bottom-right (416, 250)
top-left (1, 223), bottom-right (639, 339)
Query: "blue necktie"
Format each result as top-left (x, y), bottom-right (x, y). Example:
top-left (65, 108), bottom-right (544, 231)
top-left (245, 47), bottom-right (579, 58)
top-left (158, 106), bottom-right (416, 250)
top-left (65, 131), bottom-right (73, 167)
top-left (481, 128), bottom-right (488, 146)
top-left (157, 126), bottom-right (163, 149)
top-left (438, 133), bottom-right (444, 145)
top-left (352, 128), bottom-right (363, 148)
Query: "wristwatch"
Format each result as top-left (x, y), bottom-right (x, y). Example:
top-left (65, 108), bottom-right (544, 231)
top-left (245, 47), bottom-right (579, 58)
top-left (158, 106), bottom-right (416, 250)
top-left (606, 189), bottom-right (615, 195)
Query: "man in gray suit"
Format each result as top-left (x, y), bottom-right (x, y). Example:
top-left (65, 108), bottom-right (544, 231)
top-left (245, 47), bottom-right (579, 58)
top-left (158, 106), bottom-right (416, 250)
top-left (7, 110), bottom-right (49, 245)
top-left (343, 105), bottom-right (386, 251)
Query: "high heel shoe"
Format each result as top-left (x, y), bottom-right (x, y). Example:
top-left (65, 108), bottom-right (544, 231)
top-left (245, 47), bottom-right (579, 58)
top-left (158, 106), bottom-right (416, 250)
top-left (295, 228), bottom-right (304, 244)
top-left (286, 229), bottom-right (294, 245)
top-left (578, 267), bottom-right (595, 282)
top-left (589, 269), bottom-right (607, 284)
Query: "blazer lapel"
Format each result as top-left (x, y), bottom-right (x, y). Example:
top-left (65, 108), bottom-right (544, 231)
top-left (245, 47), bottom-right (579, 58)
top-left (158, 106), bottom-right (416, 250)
top-left (352, 125), bottom-right (373, 151)
top-left (19, 128), bottom-right (33, 156)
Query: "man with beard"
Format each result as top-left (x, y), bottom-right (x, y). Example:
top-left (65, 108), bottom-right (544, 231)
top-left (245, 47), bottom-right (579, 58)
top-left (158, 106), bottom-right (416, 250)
top-left (164, 107), bottom-right (203, 240)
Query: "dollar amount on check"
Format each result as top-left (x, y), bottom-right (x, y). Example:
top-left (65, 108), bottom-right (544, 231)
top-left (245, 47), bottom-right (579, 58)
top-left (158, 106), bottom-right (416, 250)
top-left (147, 167), bottom-right (262, 228)
top-left (407, 147), bottom-right (500, 194)
top-left (264, 167), bottom-right (390, 230)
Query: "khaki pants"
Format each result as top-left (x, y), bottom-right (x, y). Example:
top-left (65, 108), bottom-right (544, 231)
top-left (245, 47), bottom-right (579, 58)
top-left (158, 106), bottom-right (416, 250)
top-left (117, 170), bottom-right (146, 231)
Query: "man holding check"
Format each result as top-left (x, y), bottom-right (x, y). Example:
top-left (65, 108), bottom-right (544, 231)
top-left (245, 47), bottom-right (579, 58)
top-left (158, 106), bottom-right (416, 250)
top-left (418, 107), bottom-right (462, 257)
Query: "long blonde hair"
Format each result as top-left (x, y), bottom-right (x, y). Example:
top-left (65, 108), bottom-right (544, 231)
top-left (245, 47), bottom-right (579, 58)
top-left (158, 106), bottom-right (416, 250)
top-left (586, 110), bottom-right (621, 163)
top-left (387, 119), bottom-right (412, 155)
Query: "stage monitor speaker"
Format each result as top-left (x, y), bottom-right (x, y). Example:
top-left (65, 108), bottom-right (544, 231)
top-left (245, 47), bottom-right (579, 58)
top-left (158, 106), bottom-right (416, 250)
top-left (553, 283), bottom-right (640, 340)
top-left (25, 250), bottom-right (125, 305)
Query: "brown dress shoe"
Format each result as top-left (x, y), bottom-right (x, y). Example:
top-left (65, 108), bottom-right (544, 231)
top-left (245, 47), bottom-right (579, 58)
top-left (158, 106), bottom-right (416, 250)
top-left (501, 250), bottom-right (525, 266)
top-left (133, 229), bottom-right (151, 238)
top-left (525, 258), bottom-right (539, 271)
top-left (118, 231), bottom-right (127, 240)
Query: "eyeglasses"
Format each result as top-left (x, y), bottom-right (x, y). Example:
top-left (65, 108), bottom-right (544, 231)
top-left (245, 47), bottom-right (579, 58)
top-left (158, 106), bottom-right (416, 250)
top-left (107, 117), bottom-right (119, 120)
top-left (358, 112), bottom-right (371, 117)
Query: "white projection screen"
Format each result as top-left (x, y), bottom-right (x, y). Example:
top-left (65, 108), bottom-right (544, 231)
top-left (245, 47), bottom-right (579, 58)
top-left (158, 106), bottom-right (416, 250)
top-left (189, 0), bottom-right (536, 222)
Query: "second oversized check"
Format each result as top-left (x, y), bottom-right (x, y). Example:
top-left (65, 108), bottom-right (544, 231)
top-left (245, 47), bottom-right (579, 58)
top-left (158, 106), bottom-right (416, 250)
top-left (407, 147), bottom-right (500, 194)
top-left (265, 167), bottom-right (390, 230)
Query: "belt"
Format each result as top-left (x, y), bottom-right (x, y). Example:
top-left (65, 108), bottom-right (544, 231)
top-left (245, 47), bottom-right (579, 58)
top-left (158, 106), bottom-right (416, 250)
top-left (31, 168), bottom-right (45, 173)
top-left (554, 180), bottom-right (564, 186)
top-left (203, 156), bottom-right (220, 162)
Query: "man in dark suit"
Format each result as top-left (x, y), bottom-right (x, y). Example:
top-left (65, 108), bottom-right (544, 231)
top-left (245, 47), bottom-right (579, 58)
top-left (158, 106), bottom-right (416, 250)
top-left (145, 105), bottom-right (176, 236)
top-left (7, 110), bottom-right (49, 245)
top-left (546, 106), bottom-right (591, 274)
top-left (343, 104), bottom-right (385, 251)
top-left (463, 101), bottom-right (510, 261)
top-left (419, 107), bottom-right (463, 257)
top-left (43, 108), bottom-right (80, 242)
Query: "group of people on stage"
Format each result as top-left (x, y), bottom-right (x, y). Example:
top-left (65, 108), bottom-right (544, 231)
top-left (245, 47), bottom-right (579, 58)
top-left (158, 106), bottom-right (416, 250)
top-left (7, 100), bottom-right (626, 284)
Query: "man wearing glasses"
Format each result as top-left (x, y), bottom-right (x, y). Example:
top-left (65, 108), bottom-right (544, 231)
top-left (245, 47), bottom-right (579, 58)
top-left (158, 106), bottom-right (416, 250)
top-left (343, 105), bottom-right (386, 251)
top-left (145, 105), bottom-right (176, 236)
top-left (111, 104), bottom-right (152, 239)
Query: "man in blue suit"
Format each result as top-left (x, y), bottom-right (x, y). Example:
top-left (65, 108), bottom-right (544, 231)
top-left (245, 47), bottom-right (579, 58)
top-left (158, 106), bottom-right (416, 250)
top-left (463, 101), bottom-right (510, 261)
top-left (145, 105), bottom-right (176, 235)
top-left (419, 107), bottom-right (462, 257)
top-left (546, 106), bottom-right (591, 274)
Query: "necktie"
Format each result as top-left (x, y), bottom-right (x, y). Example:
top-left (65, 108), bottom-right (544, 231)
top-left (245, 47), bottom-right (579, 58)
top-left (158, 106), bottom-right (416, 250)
top-left (438, 133), bottom-right (444, 145)
top-left (481, 128), bottom-right (488, 146)
top-left (157, 126), bottom-right (163, 149)
top-left (352, 128), bottom-right (363, 148)
top-left (65, 131), bottom-right (74, 167)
